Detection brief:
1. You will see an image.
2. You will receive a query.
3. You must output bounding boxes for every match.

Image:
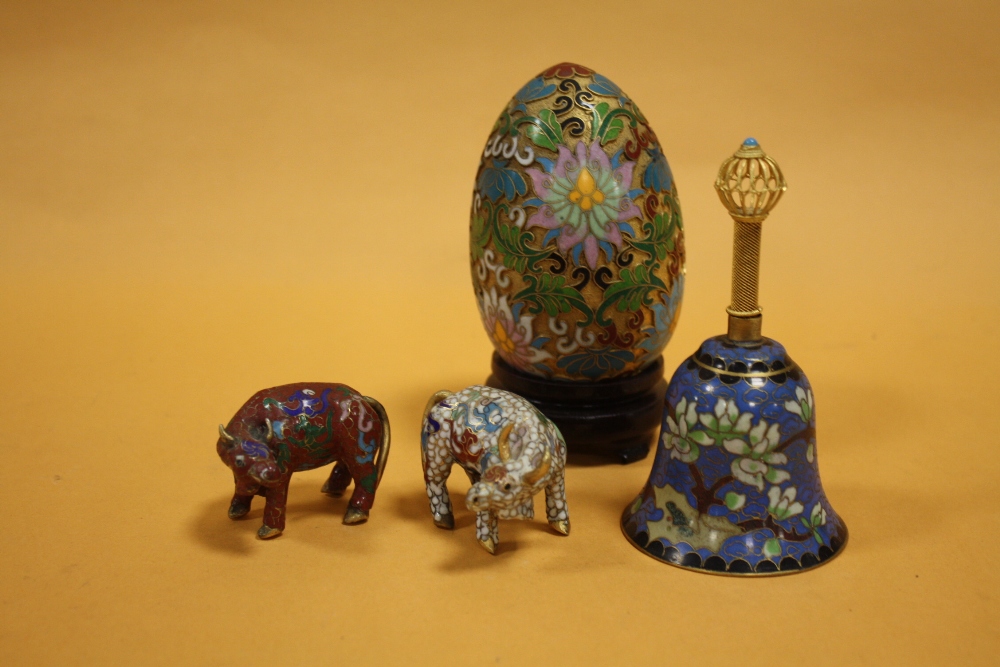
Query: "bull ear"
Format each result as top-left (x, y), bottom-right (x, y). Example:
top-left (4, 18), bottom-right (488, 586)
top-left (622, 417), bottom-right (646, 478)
top-left (522, 446), bottom-right (551, 487)
top-left (497, 423), bottom-right (513, 462)
top-left (218, 424), bottom-right (237, 444)
top-left (265, 418), bottom-right (274, 443)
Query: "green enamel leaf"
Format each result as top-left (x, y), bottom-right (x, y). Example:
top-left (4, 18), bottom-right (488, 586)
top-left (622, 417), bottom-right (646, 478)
top-left (601, 116), bottom-right (624, 144)
top-left (689, 431), bottom-right (715, 446)
top-left (490, 203), bottom-right (550, 274)
top-left (594, 107), bottom-right (637, 143)
top-left (522, 109), bottom-right (562, 151)
top-left (513, 274), bottom-right (594, 325)
top-left (724, 492), bottom-right (746, 511)
top-left (470, 214), bottom-right (490, 260)
top-left (765, 468), bottom-right (790, 484)
top-left (628, 211), bottom-right (679, 262)
top-left (538, 109), bottom-right (561, 138)
top-left (276, 443), bottom-right (291, 474)
top-left (525, 124), bottom-right (557, 151)
top-left (763, 538), bottom-right (782, 558)
top-left (359, 471), bottom-right (378, 494)
top-left (591, 102), bottom-right (610, 139)
top-left (595, 265), bottom-right (667, 326)
top-left (698, 413), bottom-right (719, 431)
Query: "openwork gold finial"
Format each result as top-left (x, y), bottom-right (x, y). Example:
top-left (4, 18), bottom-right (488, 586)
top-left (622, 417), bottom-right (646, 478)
top-left (715, 138), bottom-right (787, 341)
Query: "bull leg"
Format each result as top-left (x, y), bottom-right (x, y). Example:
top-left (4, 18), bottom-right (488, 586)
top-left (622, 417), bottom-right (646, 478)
top-left (228, 491), bottom-right (254, 519)
top-left (424, 449), bottom-right (456, 529)
top-left (229, 474), bottom-right (263, 519)
top-left (258, 479), bottom-right (290, 540)
top-left (341, 456), bottom-right (376, 525)
top-left (321, 461), bottom-right (352, 497)
top-left (545, 470), bottom-right (570, 536)
top-left (476, 510), bottom-right (499, 555)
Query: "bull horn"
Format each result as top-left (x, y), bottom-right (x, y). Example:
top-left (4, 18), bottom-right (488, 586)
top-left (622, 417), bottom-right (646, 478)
top-left (522, 446), bottom-right (551, 487)
top-left (265, 418), bottom-right (274, 442)
top-left (497, 423), bottom-right (513, 462)
top-left (218, 424), bottom-right (236, 443)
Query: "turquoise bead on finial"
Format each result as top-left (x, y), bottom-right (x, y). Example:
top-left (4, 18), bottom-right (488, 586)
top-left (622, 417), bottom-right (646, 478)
top-left (743, 137), bottom-right (758, 147)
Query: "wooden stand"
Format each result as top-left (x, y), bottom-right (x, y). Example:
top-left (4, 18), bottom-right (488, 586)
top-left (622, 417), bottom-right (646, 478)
top-left (486, 353), bottom-right (666, 464)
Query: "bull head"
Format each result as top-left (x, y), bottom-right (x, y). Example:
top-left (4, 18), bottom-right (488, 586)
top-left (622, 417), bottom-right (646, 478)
top-left (466, 423), bottom-right (553, 512)
top-left (217, 422), bottom-right (281, 489)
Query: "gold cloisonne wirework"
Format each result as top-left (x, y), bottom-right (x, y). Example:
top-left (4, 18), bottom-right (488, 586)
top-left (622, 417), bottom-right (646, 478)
top-left (714, 139), bottom-right (786, 341)
top-left (691, 355), bottom-right (797, 378)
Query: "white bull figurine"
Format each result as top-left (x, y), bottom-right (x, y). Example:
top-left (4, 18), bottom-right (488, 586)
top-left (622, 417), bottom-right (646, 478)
top-left (421, 385), bottom-right (570, 554)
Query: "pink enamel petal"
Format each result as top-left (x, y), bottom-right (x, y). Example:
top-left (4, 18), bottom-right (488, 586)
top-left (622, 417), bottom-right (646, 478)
top-left (574, 141), bottom-right (588, 172)
top-left (614, 162), bottom-right (635, 193)
top-left (557, 223), bottom-right (589, 252)
top-left (617, 200), bottom-right (643, 222)
top-left (583, 235), bottom-right (600, 269)
top-left (526, 168), bottom-right (551, 199)
top-left (554, 145), bottom-right (575, 179)
top-left (526, 207), bottom-right (562, 230)
top-left (604, 222), bottom-right (623, 246)
top-left (589, 141), bottom-right (611, 173)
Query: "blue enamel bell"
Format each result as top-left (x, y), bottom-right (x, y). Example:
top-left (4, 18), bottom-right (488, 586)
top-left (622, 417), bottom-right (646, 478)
top-left (621, 139), bottom-right (848, 575)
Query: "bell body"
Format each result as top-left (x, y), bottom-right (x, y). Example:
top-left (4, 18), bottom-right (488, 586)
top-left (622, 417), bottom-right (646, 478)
top-left (621, 336), bottom-right (847, 574)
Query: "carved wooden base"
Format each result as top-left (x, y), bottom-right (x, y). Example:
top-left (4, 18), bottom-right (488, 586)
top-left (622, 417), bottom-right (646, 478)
top-left (486, 353), bottom-right (666, 464)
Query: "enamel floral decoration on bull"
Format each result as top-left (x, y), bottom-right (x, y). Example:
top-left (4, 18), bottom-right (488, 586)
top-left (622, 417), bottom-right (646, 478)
top-left (420, 386), bottom-right (569, 554)
top-left (217, 383), bottom-right (391, 540)
top-left (471, 63), bottom-right (684, 382)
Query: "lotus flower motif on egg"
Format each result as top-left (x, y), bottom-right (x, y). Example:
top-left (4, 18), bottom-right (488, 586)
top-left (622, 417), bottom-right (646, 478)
top-left (471, 63), bottom-right (686, 381)
top-left (525, 141), bottom-right (642, 270)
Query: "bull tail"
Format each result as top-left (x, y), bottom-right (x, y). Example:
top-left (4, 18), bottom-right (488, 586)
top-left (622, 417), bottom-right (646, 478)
top-left (422, 390), bottom-right (451, 425)
top-left (420, 390), bottom-right (451, 468)
top-left (363, 396), bottom-right (391, 490)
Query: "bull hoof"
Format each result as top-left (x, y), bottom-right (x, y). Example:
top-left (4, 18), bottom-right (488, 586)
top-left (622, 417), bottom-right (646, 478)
top-left (433, 513), bottom-right (455, 530)
top-left (256, 525), bottom-right (283, 540)
top-left (320, 480), bottom-right (345, 497)
top-left (550, 519), bottom-right (571, 536)
top-left (343, 508), bottom-right (369, 525)
top-left (228, 502), bottom-right (251, 520)
top-left (478, 537), bottom-right (497, 555)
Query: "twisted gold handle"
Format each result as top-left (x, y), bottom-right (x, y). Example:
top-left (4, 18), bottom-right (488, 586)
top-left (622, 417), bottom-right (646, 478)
top-left (714, 138), bottom-right (787, 341)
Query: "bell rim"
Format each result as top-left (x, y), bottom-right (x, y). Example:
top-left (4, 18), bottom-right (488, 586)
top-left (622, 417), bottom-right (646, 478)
top-left (619, 505), bottom-right (849, 577)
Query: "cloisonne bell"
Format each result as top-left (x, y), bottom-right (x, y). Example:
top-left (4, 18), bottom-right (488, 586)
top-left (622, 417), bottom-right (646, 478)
top-left (621, 139), bottom-right (848, 575)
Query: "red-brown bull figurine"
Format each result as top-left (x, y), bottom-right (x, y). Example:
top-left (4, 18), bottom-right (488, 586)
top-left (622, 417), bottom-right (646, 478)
top-left (216, 383), bottom-right (391, 539)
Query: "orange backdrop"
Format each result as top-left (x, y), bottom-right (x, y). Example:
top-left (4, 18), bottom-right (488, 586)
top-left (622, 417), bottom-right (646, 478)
top-left (1, 2), bottom-right (998, 664)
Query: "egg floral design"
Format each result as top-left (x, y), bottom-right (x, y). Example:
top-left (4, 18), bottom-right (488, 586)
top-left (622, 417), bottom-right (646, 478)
top-left (471, 64), bottom-right (685, 381)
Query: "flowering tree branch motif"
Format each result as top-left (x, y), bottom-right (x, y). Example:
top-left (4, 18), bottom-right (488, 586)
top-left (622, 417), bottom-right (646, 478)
top-left (723, 420), bottom-right (789, 491)
top-left (662, 396), bottom-right (716, 463)
top-left (801, 503), bottom-right (828, 544)
top-left (659, 396), bottom-right (817, 535)
top-left (768, 485), bottom-right (804, 520)
top-left (785, 386), bottom-right (814, 423)
top-left (636, 384), bottom-right (835, 562)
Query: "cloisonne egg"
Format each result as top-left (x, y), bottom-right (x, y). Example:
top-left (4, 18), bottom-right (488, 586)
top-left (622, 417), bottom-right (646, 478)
top-left (470, 63), bottom-right (685, 381)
